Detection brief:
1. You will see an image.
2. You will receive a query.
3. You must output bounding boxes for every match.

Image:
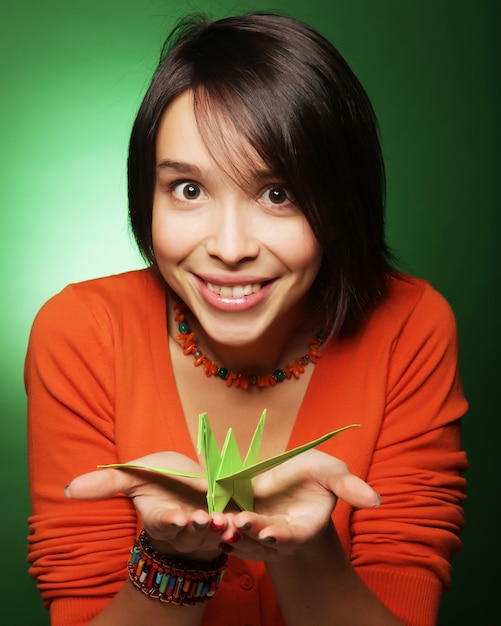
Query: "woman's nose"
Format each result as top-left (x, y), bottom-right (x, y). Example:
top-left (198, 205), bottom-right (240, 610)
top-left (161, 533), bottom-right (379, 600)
top-left (205, 204), bottom-right (260, 266)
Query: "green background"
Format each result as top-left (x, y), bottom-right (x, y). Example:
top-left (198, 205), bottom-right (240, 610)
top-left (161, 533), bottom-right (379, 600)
top-left (1, 0), bottom-right (498, 622)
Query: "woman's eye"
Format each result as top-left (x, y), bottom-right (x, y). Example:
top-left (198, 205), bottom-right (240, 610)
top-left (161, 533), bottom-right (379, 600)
top-left (171, 181), bottom-right (205, 201)
top-left (262, 186), bottom-right (292, 205)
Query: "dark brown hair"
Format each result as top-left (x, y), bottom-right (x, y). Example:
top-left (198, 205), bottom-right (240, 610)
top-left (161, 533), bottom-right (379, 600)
top-left (128, 13), bottom-right (395, 337)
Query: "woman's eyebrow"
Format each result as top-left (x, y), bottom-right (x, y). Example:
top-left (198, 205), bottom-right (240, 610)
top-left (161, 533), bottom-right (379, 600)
top-left (156, 159), bottom-right (203, 177)
top-left (251, 168), bottom-right (278, 183)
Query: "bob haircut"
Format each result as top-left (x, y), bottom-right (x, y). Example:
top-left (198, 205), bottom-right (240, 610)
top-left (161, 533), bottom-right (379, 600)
top-left (128, 12), bottom-right (395, 337)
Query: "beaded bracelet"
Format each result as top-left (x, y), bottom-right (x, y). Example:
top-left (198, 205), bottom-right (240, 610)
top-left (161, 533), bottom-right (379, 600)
top-left (127, 529), bottom-right (228, 605)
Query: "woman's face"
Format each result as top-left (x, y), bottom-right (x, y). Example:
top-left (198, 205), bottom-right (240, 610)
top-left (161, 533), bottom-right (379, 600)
top-left (152, 90), bottom-right (322, 348)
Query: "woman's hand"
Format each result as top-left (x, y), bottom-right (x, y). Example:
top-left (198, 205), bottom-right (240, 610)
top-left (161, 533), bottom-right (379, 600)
top-left (220, 449), bottom-right (380, 561)
top-left (65, 449), bottom-right (379, 562)
top-left (65, 452), bottom-right (230, 559)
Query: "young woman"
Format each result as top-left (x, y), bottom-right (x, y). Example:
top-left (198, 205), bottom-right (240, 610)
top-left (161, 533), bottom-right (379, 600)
top-left (25, 13), bottom-right (468, 626)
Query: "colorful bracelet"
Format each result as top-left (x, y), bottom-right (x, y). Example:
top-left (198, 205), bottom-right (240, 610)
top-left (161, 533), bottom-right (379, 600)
top-left (127, 529), bottom-right (228, 605)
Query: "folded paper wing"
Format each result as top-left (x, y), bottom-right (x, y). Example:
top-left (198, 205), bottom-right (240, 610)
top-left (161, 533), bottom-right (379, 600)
top-left (100, 409), bottom-right (359, 513)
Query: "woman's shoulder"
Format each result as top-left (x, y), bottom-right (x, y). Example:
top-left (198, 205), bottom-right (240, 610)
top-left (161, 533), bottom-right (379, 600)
top-left (63, 267), bottom-right (161, 299)
top-left (366, 271), bottom-right (459, 346)
top-left (30, 268), bottom-right (164, 337)
top-left (388, 273), bottom-right (451, 312)
top-left (380, 272), bottom-right (451, 316)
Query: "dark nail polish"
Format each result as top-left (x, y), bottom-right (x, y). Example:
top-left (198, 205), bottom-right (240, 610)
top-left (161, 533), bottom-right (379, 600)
top-left (193, 521), bottom-right (209, 530)
top-left (372, 493), bottom-right (382, 508)
top-left (261, 536), bottom-right (277, 544)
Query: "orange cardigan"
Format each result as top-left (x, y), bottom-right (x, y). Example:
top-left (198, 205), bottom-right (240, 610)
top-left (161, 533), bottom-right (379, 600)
top-left (25, 269), bottom-right (468, 626)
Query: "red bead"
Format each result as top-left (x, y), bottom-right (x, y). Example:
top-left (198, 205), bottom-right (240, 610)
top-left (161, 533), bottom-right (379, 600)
top-left (226, 372), bottom-right (237, 386)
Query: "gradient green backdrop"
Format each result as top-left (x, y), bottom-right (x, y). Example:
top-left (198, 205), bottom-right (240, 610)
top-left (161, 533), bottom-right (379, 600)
top-left (1, 0), bottom-right (498, 622)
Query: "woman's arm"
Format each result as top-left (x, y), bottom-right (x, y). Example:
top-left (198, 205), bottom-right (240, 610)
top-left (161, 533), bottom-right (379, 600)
top-left (213, 449), bottom-right (404, 625)
top-left (65, 453), bottom-right (236, 626)
top-left (25, 284), bottom-right (229, 626)
top-left (266, 522), bottom-right (403, 626)
top-left (67, 447), bottom-right (393, 625)
top-left (88, 581), bottom-right (207, 626)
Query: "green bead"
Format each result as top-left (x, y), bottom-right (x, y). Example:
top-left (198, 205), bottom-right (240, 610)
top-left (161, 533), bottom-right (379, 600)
top-left (316, 329), bottom-right (327, 342)
top-left (217, 367), bottom-right (229, 380)
top-left (274, 369), bottom-right (286, 382)
top-left (178, 322), bottom-right (189, 333)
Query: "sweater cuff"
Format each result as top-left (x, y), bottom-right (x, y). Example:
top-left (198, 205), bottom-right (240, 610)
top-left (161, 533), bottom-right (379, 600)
top-left (356, 565), bottom-right (442, 626)
top-left (50, 596), bottom-right (111, 626)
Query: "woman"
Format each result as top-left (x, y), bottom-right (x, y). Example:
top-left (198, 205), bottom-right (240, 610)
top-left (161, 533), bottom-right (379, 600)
top-left (25, 13), bottom-right (468, 626)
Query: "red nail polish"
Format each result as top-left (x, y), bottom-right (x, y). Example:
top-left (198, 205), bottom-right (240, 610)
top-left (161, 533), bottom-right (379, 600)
top-left (226, 531), bottom-right (241, 544)
top-left (210, 520), bottom-right (225, 531)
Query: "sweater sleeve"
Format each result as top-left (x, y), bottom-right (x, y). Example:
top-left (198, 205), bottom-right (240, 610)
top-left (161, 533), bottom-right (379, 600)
top-left (25, 284), bottom-right (137, 625)
top-left (351, 283), bottom-right (468, 626)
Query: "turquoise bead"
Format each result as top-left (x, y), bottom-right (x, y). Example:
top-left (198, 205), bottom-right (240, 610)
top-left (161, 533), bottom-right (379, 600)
top-left (217, 367), bottom-right (229, 380)
top-left (178, 322), bottom-right (189, 333)
top-left (274, 369), bottom-right (286, 382)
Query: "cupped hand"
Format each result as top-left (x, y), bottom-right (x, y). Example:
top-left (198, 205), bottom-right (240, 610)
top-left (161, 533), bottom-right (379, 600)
top-left (65, 452), bottom-right (230, 559)
top-left (220, 449), bottom-right (380, 562)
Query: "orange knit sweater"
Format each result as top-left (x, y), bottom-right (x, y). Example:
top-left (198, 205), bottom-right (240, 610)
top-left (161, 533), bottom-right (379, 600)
top-left (25, 269), bottom-right (468, 626)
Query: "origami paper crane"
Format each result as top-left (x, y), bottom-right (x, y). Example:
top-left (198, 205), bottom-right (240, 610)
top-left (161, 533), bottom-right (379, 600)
top-left (101, 410), bottom-right (359, 513)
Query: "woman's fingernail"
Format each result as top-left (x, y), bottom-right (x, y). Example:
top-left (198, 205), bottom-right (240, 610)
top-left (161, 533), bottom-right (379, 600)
top-left (226, 531), bottom-right (241, 544)
top-left (64, 484), bottom-right (72, 499)
top-left (261, 536), bottom-right (277, 544)
top-left (372, 493), bottom-right (382, 508)
top-left (210, 520), bottom-right (225, 531)
top-left (237, 522), bottom-right (252, 531)
top-left (193, 521), bottom-right (209, 530)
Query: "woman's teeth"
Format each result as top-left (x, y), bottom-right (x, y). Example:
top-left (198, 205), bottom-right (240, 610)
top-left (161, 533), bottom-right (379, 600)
top-left (206, 282), bottom-right (262, 298)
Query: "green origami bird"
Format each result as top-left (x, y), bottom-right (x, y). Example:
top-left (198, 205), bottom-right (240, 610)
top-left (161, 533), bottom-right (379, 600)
top-left (101, 409), bottom-right (359, 513)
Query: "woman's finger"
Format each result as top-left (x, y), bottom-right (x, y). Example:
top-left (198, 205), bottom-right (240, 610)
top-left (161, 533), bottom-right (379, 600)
top-left (65, 467), bottom-right (130, 500)
top-left (65, 451), bottom-right (208, 500)
top-left (323, 470), bottom-right (381, 509)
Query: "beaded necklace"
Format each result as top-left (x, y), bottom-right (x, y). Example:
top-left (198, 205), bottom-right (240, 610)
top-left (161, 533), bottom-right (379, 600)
top-left (173, 303), bottom-right (326, 390)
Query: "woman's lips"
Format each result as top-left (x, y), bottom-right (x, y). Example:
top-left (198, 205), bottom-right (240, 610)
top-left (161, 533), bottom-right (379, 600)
top-left (195, 276), bottom-right (274, 311)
